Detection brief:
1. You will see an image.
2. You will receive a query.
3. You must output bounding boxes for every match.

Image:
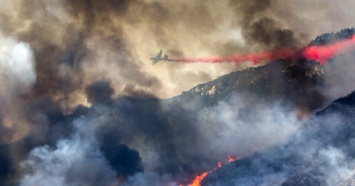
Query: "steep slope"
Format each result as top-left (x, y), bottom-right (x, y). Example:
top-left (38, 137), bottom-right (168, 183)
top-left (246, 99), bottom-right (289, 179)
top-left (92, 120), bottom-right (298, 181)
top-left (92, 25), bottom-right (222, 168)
top-left (175, 60), bottom-right (324, 111)
top-left (176, 28), bottom-right (355, 110)
top-left (202, 91), bottom-right (355, 186)
top-left (1, 28), bottom-right (355, 185)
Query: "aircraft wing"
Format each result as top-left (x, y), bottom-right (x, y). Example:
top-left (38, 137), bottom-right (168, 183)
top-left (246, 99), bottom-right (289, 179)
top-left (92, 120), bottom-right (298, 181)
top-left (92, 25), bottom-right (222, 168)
top-left (151, 58), bottom-right (159, 65)
top-left (150, 50), bottom-right (164, 65)
top-left (155, 50), bottom-right (163, 58)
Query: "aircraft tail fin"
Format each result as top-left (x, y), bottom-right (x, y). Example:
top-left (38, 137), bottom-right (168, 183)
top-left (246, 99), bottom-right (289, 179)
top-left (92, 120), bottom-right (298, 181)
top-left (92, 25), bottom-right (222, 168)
top-left (163, 54), bottom-right (168, 61)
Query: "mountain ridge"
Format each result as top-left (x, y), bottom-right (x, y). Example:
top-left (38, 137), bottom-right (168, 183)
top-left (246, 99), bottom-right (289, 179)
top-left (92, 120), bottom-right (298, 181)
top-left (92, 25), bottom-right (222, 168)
top-left (1, 28), bottom-right (355, 185)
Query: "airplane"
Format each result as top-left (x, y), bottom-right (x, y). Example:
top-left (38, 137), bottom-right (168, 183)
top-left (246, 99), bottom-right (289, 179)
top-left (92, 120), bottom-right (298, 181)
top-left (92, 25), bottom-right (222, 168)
top-left (150, 50), bottom-right (169, 65)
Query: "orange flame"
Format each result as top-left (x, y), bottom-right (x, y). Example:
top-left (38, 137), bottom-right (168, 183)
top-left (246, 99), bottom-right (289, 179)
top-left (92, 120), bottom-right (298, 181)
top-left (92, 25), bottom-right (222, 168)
top-left (189, 172), bottom-right (208, 186)
top-left (217, 161), bottom-right (222, 168)
top-left (227, 155), bottom-right (239, 162)
top-left (227, 155), bottom-right (234, 162)
top-left (184, 155), bottom-right (241, 186)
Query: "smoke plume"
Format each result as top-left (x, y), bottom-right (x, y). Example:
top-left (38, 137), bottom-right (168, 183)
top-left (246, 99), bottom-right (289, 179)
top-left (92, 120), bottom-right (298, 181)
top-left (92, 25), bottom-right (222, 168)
top-left (0, 37), bottom-right (36, 143)
top-left (0, 1), bottom-right (355, 185)
top-left (1, 0), bottom-right (354, 101)
top-left (20, 120), bottom-right (117, 186)
top-left (202, 92), bottom-right (355, 185)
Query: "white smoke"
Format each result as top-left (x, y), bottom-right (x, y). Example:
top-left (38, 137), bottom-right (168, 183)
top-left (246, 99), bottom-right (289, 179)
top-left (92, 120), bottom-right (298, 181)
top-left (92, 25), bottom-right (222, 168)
top-left (195, 94), bottom-right (299, 160)
top-left (124, 93), bottom-right (300, 185)
top-left (322, 52), bottom-right (355, 101)
top-left (0, 37), bottom-right (36, 94)
top-left (0, 37), bottom-right (36, 143)
top-left (202, 98), bottom-right (355, 186)
top-left (20, 119), bottom-right (117, 186)
top-left (318, 147), bottom-right (355, 186)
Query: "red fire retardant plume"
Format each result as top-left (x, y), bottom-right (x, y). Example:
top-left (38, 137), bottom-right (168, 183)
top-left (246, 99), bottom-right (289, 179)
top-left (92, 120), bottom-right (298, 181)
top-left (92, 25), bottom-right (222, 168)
top-left (168, 35), bottom-right (355, 65)
top-left (303, 35), bottom-right (355, 64)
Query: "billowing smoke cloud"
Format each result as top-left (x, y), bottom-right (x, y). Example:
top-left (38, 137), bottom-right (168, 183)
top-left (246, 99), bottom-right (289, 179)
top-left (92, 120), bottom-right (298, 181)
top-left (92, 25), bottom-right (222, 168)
top-left (0, 38), bottom-right (36, 93)
top-left (0, 1), bottom-right (352, 126)
top-left (54, 87), bottom-right (297, 185)
top-left (228, 0), bottom-right (301, 51)
top-left (86, 80), bottom-right (114, 105)
top-left (0, 37), bottom-right (36, 143)
top-left (1, 0), bottom-right (355, 102)
top-left (20, 114), bottom-right (144, 186)
top-left (321, 53), bottom-right (355, 101)
top-left (1, 1), bottom-right (355, 185)
top-left (196, 95), bottom-right (298, 160)
top-left (20, 119), bottom-right (117, 186)
top-left (202, 92), bottom-right (355, 185)
top-left (9, 78), bottom-right (299, 185)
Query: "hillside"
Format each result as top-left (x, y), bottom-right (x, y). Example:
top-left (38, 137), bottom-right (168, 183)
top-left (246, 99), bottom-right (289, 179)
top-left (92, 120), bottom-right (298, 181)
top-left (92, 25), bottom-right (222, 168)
top-left (1, 28), bottom-right (355, 185)
top-left (174, 59), bottom-right (324, 113)
top-left (202, 90), bottom-right (355, 186)
top-left (175, 28), bottom-right (355, 111)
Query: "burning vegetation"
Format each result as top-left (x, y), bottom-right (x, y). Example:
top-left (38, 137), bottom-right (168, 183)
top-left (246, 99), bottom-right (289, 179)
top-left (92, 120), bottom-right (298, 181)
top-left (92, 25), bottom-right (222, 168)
top-left (1, 1), bottom-right (355, 185)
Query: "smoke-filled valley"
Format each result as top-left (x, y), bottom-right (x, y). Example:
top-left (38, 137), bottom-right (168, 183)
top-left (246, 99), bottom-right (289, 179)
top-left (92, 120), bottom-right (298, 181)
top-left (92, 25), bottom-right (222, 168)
top-left (1, 1), bottom-right (355, 186)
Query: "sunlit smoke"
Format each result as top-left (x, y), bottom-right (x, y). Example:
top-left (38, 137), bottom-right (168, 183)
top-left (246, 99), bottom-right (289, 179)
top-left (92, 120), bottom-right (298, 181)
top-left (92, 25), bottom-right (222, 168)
top-left (0, 38), bottom-right (36, 93)
top-left (0, 37), bottom-right (36, 144)
top-left (1, 1), bottom-right (355, 185)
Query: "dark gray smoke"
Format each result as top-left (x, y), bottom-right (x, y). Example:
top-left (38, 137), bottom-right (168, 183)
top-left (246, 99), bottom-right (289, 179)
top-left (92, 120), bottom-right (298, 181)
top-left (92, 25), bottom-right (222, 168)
top-left (86, 80), bottom-right (114, 105)
top-left (0, 1), bottom-right (355, 185)
top-left (229, 0), bottom-right (301, 50)
top-left (2, 0), bottom-right (353, 109)
top-left (0, 79), bottom-right (301, 185)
